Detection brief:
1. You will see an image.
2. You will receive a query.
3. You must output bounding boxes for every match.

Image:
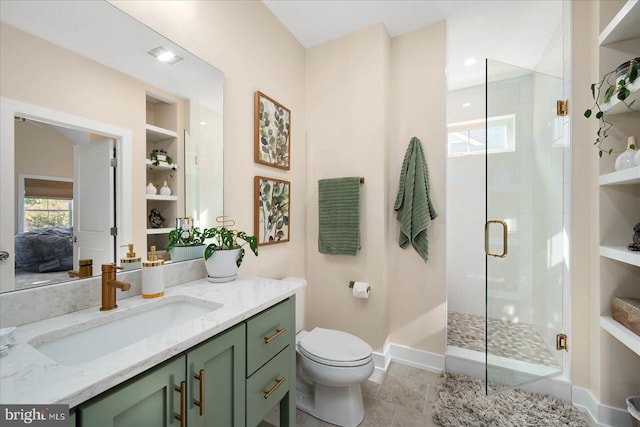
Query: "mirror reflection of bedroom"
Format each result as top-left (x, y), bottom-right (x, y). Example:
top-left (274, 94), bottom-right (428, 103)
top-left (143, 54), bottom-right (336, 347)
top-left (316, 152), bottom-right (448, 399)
top-left (14, 116), bottom-right (115, 290)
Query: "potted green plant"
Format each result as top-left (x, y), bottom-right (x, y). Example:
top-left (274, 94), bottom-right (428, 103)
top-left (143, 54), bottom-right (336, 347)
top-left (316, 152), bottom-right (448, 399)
top-left (149, 149), bottom-right (174, 166)
top-left (166, 219), bottom-right (206, 262)
top-left (584, 57), bottom-right (639, 157)
top-left (202, 227), bottom-right (258, 282)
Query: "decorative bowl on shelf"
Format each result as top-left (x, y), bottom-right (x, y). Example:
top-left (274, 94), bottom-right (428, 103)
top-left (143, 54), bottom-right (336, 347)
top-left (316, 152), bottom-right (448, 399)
top-left (612, 296), bottom-right (640, 336)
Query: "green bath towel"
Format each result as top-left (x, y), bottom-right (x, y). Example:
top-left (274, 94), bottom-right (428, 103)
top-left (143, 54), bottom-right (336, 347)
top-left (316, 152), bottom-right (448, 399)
top-left (318, 177), bottom-right (361, 255)
top-left (394, 137), bottom-right (437, 262)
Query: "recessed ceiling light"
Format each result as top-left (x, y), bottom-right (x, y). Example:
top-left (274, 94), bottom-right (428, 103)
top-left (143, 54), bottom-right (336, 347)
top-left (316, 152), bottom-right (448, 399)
top-left (147, 46), bottom-right (184, 65)
top-left (200, 121), bottom-right (207, 126)
top-left (462, 102), bottom-right (471, 108)
top-left (464, 58), bottom-right (477, 66)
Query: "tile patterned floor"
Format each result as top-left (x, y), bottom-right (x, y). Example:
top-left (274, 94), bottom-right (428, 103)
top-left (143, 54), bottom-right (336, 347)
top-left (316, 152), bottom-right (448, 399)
top-left (264, 362), bottom-right (442, 426)
top-left (447, 311), bottom-right (560, 368)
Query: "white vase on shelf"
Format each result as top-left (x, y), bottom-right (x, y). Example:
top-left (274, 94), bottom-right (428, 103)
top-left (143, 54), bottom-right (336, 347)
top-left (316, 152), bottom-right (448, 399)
top-left (146, 182), bottom-right (157, 195)
top-left (614, 136), bottom-right (637, 171)
top-left (160, 181), bottom-right (171, 196)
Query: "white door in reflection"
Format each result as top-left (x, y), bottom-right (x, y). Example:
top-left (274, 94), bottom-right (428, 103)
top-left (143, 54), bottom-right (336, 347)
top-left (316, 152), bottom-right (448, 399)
top-left (73, 138), bottom-right (114, 272)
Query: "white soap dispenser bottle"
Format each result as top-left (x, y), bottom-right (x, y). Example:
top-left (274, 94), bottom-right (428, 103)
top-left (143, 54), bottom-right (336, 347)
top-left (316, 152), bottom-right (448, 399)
top-left (142, 246), bottom-right (164, 298)
top-left (120, 243), bottom-right (142, 271)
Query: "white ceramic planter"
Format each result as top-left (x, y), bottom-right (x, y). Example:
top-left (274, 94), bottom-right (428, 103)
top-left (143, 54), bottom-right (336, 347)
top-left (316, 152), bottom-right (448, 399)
top-left (204, 248), bottom-right (241, 282)
top-left (169, 245), bottom-right (205, 263)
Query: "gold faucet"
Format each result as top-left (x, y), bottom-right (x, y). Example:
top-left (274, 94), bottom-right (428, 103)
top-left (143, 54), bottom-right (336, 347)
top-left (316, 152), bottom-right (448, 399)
top-left (100, 263), bottom-right (131, 311)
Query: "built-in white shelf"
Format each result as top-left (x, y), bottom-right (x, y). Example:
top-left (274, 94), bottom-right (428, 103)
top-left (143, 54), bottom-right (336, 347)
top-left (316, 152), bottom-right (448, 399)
top-left (146, 227), bottom-right (172, 235)
top-left (599, 245), bottom-right (640, 267)
top-left (601, 80), bottom-right (640, 115)
top-left (599, 166), bottom-right (640, 185)
top-left (146, 194), bottom-right (178, 201)
top-left (600, 316), bottom-right (640, 356)
top-left (145, 123), bottom-right (178, 143)
top-left (599, 0), bottom-right (640, 45)
top-left (145, 159), bottom-right (179, 171)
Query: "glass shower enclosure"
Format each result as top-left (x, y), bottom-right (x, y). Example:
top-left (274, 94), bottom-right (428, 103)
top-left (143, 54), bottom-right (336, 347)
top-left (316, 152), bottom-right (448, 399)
top-left (484, 59), bottom-right (566, 393)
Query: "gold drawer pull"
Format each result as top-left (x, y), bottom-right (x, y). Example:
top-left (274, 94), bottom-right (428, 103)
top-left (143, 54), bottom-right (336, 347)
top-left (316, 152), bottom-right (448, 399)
top-left (263, 376), bottom-right (286, 399)
top-left (174, 381), bottom-right (186, 427)
top-left (264, 327), bottom-right (287, 344)
top-left (194, 369), bottom-right (205, 416)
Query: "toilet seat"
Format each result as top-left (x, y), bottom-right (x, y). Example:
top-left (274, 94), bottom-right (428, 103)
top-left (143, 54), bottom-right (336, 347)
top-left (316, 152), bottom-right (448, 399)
top-left (298, 327), bottom-right (372, 367)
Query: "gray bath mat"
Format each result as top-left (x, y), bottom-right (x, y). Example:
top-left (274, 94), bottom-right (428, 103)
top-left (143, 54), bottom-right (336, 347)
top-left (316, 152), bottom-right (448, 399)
top-left (433, 372), bottom-right (588, 427)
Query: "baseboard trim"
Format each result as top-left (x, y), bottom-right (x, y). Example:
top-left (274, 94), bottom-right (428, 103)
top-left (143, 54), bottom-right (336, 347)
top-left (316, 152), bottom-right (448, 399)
top-left (373, 343), bottom-right (444, 374)
top-left (572, 386), bottom-right (633, 427)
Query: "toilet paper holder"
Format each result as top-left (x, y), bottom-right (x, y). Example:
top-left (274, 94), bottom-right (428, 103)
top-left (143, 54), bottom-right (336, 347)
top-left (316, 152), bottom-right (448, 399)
top-left (349, 281), bottom-right (371, 292)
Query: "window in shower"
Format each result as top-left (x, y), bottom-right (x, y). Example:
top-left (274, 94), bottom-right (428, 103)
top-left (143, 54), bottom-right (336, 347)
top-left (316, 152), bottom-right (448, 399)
top-left (447, 114), bottom-right (515, 157)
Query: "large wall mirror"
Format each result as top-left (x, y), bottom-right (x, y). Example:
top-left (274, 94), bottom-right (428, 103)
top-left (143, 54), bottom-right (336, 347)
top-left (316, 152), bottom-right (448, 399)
top-left (0, 1), bottom-right (224, 293)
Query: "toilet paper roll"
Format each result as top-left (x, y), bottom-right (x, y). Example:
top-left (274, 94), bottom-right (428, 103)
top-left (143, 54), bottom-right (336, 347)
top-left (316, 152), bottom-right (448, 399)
top-left (353, 281), bottom-right (370, 299)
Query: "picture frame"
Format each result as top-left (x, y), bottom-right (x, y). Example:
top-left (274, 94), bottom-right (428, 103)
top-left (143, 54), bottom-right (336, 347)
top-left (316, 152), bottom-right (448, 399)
top-left (254, 91), bottom-right (291, 170)
top-left (254, 176), bottom-right (290, 246)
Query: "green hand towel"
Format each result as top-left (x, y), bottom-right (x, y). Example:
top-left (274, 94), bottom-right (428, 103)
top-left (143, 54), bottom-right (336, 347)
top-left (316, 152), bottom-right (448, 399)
top-left (318, 177), bottom-right (361, 255)
top-left (394, 137), bottom-right (437, 262)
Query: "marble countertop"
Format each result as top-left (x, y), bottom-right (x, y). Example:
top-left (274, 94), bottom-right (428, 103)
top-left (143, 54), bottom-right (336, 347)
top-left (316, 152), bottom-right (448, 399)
top-left (0, 276), bottom-right (305, 408)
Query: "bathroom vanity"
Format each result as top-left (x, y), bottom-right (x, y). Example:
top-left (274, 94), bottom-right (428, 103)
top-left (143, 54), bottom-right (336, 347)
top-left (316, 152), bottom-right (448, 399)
top-left (0, 275), bottom-right (303, 427)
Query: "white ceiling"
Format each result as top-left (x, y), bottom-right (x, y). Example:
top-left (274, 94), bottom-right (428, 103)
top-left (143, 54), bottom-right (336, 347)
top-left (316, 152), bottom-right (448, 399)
top-left (263, 0), bottom-right (564, 90)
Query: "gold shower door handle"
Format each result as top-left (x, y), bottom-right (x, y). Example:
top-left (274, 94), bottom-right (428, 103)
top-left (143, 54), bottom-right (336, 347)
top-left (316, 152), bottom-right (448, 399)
top-left (485, 220), bottom-right (508, 258)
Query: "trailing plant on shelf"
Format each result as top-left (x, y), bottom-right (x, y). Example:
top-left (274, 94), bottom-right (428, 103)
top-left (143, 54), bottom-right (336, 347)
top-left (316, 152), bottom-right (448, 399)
top-left (202, 227), bottom-right (258, 268)
top-left (149, 149), bottom-right (174, 166)
top-left (584, 58), bottom-right (639, 157)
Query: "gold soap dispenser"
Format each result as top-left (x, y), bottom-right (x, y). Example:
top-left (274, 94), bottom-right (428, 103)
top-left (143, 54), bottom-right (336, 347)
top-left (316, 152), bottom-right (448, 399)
top-left (120, 243), bottom-right (142, 271)
top-left (142, 246), bottom-right (165, 298)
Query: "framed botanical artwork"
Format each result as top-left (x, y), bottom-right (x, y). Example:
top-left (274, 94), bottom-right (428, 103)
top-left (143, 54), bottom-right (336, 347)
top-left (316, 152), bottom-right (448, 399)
top-left (254, 176), bottom-right (290, 246)
top-left (254, 91), bottom-right (291, 170)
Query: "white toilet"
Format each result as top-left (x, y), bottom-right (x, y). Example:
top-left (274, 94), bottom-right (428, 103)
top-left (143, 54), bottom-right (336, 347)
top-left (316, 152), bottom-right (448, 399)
top-left (294, 288), bottom-right (375, 427)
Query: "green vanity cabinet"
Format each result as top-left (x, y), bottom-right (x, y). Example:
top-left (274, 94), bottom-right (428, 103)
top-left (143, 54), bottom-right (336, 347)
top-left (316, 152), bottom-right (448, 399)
top-left (245, 296), bottom-right (296, 427)
top-left (187, 324), bottom-right (246, 427)
top-left (78, 324), bottom-right (245, 427)
top-left (74, 296), bottom-right (295, 427)
top-left (78, 356), bottom-right (186, 427)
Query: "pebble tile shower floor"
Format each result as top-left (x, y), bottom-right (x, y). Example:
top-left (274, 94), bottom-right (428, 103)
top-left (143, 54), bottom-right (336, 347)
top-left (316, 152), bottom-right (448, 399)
top-left (447, 311), bottom-right (560, 368)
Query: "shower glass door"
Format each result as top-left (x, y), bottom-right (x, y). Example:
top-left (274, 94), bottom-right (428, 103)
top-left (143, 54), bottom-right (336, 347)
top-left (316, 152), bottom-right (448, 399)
top-left (485, 59), bottom-right (565, 394)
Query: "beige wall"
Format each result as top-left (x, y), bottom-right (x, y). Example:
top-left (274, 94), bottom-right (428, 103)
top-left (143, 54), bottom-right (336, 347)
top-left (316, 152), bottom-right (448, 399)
top-left (387, 23), bottom-right (447, 353)
top-left (112, 1), bottom-right (307, 280)
top-left (305, 24), bottom-right (391, 351)
top-left (14, 120), bottom-right (74, 182)
top-left (303, 22), bottom-right (446, 353)
top-left (570, 0), bottom-right (599, 395)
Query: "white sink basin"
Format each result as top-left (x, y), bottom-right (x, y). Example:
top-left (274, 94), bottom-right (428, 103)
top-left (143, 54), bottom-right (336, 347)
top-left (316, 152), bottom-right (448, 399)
top-left (31, 298), bottom-right (222, 365)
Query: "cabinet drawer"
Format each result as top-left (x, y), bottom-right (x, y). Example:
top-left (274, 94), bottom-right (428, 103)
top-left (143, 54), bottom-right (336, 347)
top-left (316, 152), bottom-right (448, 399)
top-left (246, 348), bottom-right (290, 427)
top-left (246, 298), bottom-right (291, 375)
